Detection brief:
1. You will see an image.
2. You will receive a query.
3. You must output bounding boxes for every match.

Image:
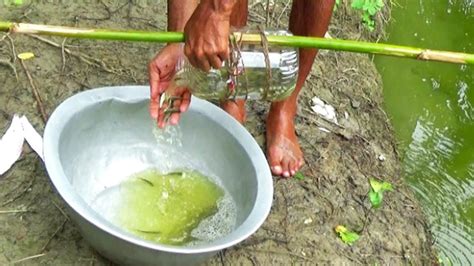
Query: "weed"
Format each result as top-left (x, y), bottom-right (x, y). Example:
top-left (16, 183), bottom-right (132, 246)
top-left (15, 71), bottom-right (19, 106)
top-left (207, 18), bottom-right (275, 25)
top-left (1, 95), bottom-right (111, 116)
top-left (368, 178), bottom-right (393, 208)
top-left (335, 225), bottom-right (360, 245)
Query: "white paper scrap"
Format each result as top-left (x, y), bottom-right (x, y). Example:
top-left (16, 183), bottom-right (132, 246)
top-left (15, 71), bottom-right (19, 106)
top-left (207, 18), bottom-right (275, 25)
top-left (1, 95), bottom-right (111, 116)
top-left (318, 127), bottom-right (331, 133)
top-left (0, 115), bottom-right (25, 175)
top-left (20, 116), bottom-right (44, 161)
top-left (310, 96), bottom-right (338, 124)
top-left (0, 114), bottom-right (44, 176)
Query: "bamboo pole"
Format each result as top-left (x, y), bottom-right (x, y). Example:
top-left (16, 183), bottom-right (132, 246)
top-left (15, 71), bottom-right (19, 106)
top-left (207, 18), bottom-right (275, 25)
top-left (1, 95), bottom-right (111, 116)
top-left (1, 22), bottom-right (473, 65)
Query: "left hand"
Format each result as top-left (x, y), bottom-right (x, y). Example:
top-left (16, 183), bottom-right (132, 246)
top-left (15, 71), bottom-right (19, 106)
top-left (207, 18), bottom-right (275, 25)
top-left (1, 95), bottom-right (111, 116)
top-left (148, 44), bottom-right (192, 128)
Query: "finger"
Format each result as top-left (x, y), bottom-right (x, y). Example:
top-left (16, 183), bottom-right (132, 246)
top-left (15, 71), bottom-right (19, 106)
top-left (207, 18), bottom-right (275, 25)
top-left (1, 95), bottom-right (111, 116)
top-left (218, 47), bottom-right (230, 62)
top-left (148, 61), bottom-right (161, 100)
top-left (169, 94), bottom-right (182, 125)
top-left (169, 112), bottom-right (181, 125)
top-left (180, 90), bottom-right (191, 113)
top-left (184, 44), bottom-right (199, 69)
top-left (149, 100), bottom-right (159, 120)
top-left (195, 51), bottom-right (211, 72)
top-left (157, 100), bottom-right (169, 128)
top-left (208, 55), bottom-right (223, 70)
top-left (148, 61), bottom-right (161, 119)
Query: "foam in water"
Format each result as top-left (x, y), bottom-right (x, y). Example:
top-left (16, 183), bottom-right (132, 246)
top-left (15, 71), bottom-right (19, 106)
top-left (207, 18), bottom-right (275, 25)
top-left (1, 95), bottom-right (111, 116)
top-left (189, 189), bottom-right (237, 246)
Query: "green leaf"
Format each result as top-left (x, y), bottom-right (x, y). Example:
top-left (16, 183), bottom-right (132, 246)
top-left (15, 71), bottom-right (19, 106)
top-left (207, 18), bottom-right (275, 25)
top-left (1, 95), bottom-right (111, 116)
top-left (335, 225), bottom-right (360, 245)
top-left (369, 178), bottom-right (383, 192)
top-left (369, 190), bottom-right (382, 208)
top-left (4, 0), bottom-right (23, 6)
top-left (376, 0), bottom-right (385, 8)
top-left (294, 172), bottom-right (305, 180)
top-left (351, 0), bottom-right (365, 9)
top-left (368, 178), bottom-right (393, 207)
top-left (381, 182), bottom-right (393, 191)
top-left (334, 0), bottom-right (341, 11)
top-left (369, 178), bottom-right (393, 193)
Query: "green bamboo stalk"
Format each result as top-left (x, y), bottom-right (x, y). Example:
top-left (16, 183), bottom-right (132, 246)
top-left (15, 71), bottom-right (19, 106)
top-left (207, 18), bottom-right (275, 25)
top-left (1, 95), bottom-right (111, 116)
top-left (1, 22), bottom-right (473, 65)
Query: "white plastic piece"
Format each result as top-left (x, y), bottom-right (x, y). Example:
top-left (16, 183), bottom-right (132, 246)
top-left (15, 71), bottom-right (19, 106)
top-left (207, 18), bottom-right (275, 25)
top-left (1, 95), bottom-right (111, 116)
top-left (310, 96), bottom-right (338, 124)
top-left (318, 127), bottom-right (331, 133)
top-left (0, 115), bottom-right (25, 175)
top-left (378, 154), bottom-right (386, 162)
top-left (0, 114), bottom-right (44, 176)
top-left (20, 116), bottom-right (44, 161)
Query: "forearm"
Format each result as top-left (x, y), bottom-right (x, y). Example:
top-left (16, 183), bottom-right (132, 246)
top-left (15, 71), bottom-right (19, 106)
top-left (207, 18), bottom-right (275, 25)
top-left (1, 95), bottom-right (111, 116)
top-left (167, 0), bottom-right (199, 31)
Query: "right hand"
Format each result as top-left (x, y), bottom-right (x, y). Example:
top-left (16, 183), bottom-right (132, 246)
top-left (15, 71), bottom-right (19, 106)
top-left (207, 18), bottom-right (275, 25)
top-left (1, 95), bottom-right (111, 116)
top-left (183, 1), bottom-right (234, 71)
top-left (148, 44), bottom-right (192, 128)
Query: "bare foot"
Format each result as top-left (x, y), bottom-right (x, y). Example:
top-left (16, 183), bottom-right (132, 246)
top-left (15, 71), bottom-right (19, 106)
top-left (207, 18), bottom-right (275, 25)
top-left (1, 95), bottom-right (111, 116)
top-left (221, 99), bottom-right (246, 124)
top-left (266, 107), bottom-right (304, 178)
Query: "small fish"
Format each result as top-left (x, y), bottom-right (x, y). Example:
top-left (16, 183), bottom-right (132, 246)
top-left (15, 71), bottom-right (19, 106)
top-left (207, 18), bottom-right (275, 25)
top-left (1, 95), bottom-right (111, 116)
top-left (135, 229), bottom-right (161, 235)
top-left (138, 178), bottom-right (154, 187)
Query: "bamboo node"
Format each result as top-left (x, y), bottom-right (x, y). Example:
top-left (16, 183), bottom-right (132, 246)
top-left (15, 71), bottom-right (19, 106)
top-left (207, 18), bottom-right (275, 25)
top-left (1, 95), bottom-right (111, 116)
top-left (417, 49), bottom-right (466, 64)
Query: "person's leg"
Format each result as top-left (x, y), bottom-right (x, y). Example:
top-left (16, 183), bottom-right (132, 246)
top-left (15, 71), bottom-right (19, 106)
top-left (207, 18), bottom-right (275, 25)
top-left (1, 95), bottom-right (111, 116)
top-left (267, 0), bottom-right (334, 177)
top-left (221, 0), bottom-right (248, 123)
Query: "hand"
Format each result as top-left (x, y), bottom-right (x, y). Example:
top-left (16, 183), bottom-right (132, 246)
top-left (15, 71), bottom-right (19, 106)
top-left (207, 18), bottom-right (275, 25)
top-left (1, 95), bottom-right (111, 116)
top-left (148, 44), bottom-right (191, 128)
top-left (183, 1), bottom-right (233, 71)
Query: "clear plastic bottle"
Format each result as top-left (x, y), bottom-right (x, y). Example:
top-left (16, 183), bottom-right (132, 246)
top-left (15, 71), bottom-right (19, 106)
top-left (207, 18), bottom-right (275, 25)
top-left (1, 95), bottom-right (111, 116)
top-left (169, 29), bottom-right (299, 102)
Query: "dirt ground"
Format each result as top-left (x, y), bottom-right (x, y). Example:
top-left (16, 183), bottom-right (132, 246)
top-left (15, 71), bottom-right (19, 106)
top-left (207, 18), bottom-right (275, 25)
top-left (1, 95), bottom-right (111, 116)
top-left (0, 1), bottom-right (436, 265)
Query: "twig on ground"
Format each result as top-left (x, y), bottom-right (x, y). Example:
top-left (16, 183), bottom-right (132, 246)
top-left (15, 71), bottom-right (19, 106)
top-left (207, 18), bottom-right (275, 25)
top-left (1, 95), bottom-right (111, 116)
top-left (40, 218), bottom-right (68, 252)
top-left (20, 59), bottom-right (48, 123)
top-left (28, 34), bottom-right (116, 74)
top-left (2, 176), bottom-right (35, 206)
top-left (0, 208), bottom-right (28, 214)
top-left (12, 253), bottom-right (45, 264)
top-left (243, 248), bottom-right (311, 261)
top-left (78, 0), bottom-right (128, 21)
top-left (61, 37), bottom-right (67, 73)
top-left (51, 200), bottom-right (69, 219)
top-left (0, 58), bottom-right (18, 80)
top-left (218, 250), bottom-right (225, 266)
top-left (6, 35), bottom-right (17, 64)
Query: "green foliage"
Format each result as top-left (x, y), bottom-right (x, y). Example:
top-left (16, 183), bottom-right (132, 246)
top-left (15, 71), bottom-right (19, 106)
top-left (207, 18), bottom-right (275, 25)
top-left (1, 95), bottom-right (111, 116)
top-left (293, 171), bottom-right (305, 180)
top-left (4, 0), bottom-right (23, 6)
top-left (334, 0), bottom-right (385, 31)
top-left (368, 178), bottom-right (393, 208)
top-left (351, 0), bottom-right (384, 31)
top-left (335, 225), bottom-right (360, 245)
top-left (334, 0), bottom-right (341, 11)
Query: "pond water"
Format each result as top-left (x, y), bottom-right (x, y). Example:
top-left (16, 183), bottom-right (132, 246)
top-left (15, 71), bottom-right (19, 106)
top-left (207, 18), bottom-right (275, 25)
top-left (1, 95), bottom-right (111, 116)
top-left (375, 0), bottom-right (473, 264)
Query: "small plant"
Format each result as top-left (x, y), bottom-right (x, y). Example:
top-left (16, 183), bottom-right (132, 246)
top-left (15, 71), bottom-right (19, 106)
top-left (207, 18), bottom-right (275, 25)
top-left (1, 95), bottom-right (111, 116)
top-left (293, 171), bottom-right (305, 180)
top-left (4, 0), bottom-right (23, 6)
top-left (335, 225), bottom-right (360, 245)
top-left (368, 178), bottom-right (393, 208)
top-left (351, 0), bottom-right (384, 31)
top-left (334, 0), bottom-right (385, 31)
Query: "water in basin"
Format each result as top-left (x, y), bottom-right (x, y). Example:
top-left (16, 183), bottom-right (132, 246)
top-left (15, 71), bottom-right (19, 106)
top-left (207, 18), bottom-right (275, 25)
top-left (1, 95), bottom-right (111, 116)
top-left (91, 168), bottom-right (236, 246)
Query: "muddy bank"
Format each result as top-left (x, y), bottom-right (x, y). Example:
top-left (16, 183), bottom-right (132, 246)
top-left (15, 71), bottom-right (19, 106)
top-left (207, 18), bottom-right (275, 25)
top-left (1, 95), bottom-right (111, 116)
top-left (0, 1), bottom-right (435, 264)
